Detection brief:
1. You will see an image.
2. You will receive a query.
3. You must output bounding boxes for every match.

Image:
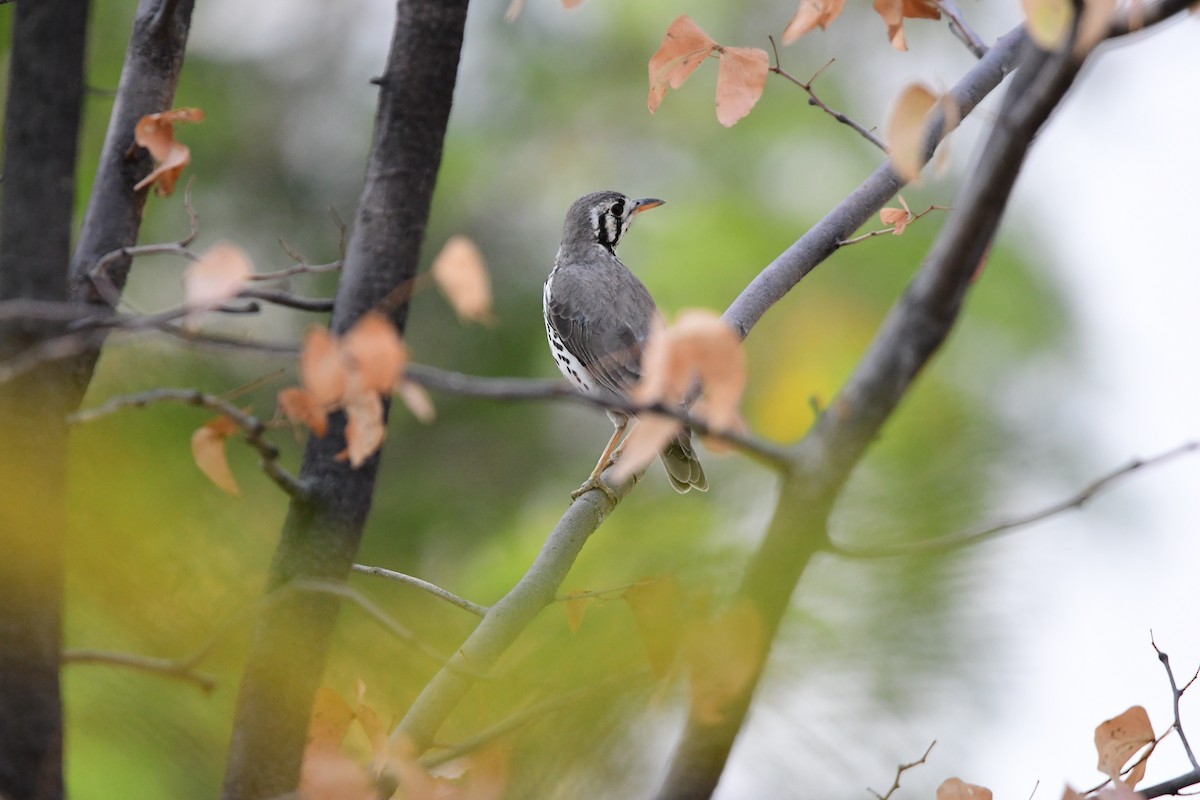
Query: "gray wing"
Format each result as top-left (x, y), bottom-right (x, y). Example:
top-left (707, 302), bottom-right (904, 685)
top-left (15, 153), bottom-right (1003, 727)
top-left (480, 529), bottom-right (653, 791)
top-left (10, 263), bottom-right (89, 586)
top-left (545, 264), bottom-right (655, 397)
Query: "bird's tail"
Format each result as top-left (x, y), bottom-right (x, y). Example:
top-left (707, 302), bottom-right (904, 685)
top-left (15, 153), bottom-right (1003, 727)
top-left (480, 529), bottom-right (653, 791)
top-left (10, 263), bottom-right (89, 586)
top-left (659, 427), bottom-right (708, 493)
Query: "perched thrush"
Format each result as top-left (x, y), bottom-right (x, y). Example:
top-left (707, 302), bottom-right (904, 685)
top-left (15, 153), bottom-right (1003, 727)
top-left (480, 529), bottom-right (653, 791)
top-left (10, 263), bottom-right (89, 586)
top-left (543, 190), bottom-right (708, 497)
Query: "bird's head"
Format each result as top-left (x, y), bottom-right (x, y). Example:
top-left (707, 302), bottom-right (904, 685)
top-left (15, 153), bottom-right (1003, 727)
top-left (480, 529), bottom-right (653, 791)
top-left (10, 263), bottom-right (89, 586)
top-left (561, 190), bottom-right (664, 252)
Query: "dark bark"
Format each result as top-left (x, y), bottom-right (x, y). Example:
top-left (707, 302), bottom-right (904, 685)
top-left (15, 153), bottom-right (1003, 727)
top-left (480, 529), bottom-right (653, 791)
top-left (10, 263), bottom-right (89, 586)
top-left (220, 1), bottom-right (470, 797)
top-left (66, 0), bottom-right (196, 401)
top-left (0, 0), bottom-right (91, 798)
top-left (654, 34), bottom-right (1086, 800)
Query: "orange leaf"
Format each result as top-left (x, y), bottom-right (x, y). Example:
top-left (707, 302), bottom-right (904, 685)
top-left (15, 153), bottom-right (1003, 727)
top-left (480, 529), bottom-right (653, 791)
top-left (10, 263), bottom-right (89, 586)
top-left (611, 413), bottom-right (683, 483)
top-left (132, 107), bottom-right (205, 197)
top-left (880, 206), bottom-right (912, 234)
top-left (648, 15), bottom-right (718, 113)
top-left (342, 311), bottom-right (407, 394)
top-left (183, 242), bottom-right (252, 324)
top-left (298, 752), bottom-right (375, 800)
top-left (191, 417), bottom-right (240, 495)
top-left (301, 327), bottom-right (348, 408)
top-left (1022, 0), bottom-right (1075, 49)
top-left (715, 47), bottom-right (769, 127)
top-left (341, 377), bottom-right (386, 468)
top-left (669, 310), bottom-right (746, 430)
top-left (783, 0), bottom-right (848, 43)
top-left (431, 235), bottom-right (494, 325)
top-left (278, 387), bottom-right (329, 438)
top-left (632, 310), bottom-right (746, 431)
top-left (937, 778), bottom-right (994, 800)
top-left (1096, 706), bottom-right (1154, 781)
top-left (624, 576), bottom-right (684, 678)
top-left (565, 591), bottom-right (592, 634)
top-left (683, 600), bottom-right (764, 726)
top-left (306, 687), bottom-right (356, 758)
top-left (397, 380), bottom-right (436, 424)
top-left (873, 0), bottom-right (940, 50)
top-left (886, 83), bottom-right (938, 182)
top-left (459, 744), bottom-right (510, 800)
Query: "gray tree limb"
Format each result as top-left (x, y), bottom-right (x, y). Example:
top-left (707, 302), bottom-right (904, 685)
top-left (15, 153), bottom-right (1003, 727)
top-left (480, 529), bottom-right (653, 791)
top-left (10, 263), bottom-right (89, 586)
top-left (0, 0), bottom-right (91, 797)
top-left (65, 0), bottom-right (196, 401)
top-left (219, 1), bottom-right (470, 797)
top-left (392, 21), bottom-right (1030, 757)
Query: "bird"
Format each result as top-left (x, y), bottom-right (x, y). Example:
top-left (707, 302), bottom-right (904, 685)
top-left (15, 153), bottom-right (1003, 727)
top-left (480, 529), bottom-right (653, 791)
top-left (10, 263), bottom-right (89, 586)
top-left (543, 190), bottom-right (708, 498)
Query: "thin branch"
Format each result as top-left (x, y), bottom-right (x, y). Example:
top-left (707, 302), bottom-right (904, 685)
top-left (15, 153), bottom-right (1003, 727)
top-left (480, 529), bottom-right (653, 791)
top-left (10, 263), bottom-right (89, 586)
top-left (725, 25), bottom-right (1028, 341)
top-left (406, 365), bottom-right (793, 473)
top-left (830, 441), bottom-right (1200, 559)
top-left (68, 387), bottom-right (307, 500)
top-left (238, 288), bottom-right (334, 312)
top-left (869, 740), bottom-right (937, 800)
top-left (1152, 636), bottom-right (1200, 771)
top-left (768, 47), bottom-right (886, 152)
top-left (935, 0), bottom-right (988, 58)
top-left (1142, 768), bottom-right (1200, 799)
top-left (839, 205), bottom-right (950, 246)
top-left (352, 564), bottom-right (488, 618)
top-left (62, 649), bottom-right (217, 692)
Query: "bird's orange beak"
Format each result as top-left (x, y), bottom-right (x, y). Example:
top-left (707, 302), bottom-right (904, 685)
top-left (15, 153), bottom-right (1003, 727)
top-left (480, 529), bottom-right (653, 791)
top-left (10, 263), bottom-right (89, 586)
top-left (633, 198), bottom-right (665, 214)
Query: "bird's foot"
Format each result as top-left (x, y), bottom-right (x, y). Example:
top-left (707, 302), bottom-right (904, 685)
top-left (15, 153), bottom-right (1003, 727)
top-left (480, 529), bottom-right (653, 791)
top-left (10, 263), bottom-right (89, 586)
top-left (571, 476), bottom-right (620, 504)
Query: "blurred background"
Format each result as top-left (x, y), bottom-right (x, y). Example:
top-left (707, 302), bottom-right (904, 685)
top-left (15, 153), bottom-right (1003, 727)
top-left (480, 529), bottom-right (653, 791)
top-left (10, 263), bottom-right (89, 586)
top-left (4, 0), bottom-right (1196, 796)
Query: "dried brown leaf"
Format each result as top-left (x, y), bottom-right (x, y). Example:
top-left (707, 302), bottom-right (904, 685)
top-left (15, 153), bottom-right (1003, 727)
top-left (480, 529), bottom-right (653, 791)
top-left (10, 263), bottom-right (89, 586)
top-left (783, 0), bottom-right (848, 43)
top-left (397, 380), bottom-right (437, 424)
top-left (191, 417), bottom-right (240, 495)
top-left (1095, 706), bottom-right (1154, 780)
top-left (301, 327), bottom-right (348, 408)
top-left (648, 15), bottom-right (718, 113)
top-left (683, 600), bottom-right (764, 726)
top-left (431, 235), bottom-right (494, 325)
top-left (880, 206), bottom-right (912, 234)
top-left (669, 310), bottom-right (747, 430)
top-left (886, 83), bottom-right (938, 182)
top-left (132, 107), bottom-right (205, 196)
top-left (183, 242), bottom-right (252, 325)
top-left (342, 311), bottom-right (407, 394)
top-left (937, 778), bottom-right (994, 800)
top-left (611, 413), bottom-right (683, 483)
top-left (873, 0), bottom-right (941, 50)
top-left (306, 687), bottom-right (356, 759)
top-left (278, 387), bottom-right (329, 438)
top-left (341, 377), bottom-right (386, 468)
top-left (715, 47), bottom-right (769, 127)
top-left (298, 752), bottom-right (375, 800)
top-left (624, 576), bottom-right (684, 678)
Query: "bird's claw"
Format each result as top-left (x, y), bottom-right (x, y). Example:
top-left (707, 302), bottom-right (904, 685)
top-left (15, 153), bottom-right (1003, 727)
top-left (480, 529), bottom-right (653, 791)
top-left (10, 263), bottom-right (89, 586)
top-left (571, 476), bottom-right (619, 504)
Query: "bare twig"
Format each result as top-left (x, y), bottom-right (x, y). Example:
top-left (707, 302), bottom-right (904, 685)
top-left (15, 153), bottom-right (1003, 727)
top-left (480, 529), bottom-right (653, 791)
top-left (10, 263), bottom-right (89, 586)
top-left (62, 649), bottom-right (217, 692)
top-left (830, 441), bottom-right (1200, 559)
top-left (68, 387), bottom-right (306, 499)
top-left (238, 288), bottom-right (334, 312)
top-left (352, 564), bottom-right (488, 618)
top-left (768, 46), bottom-right (887, 152)
top-left (935, 0), bottom-right (988, 58)
top-left (406, 364), bottom-right (793, 473)
top-left (839, 205), bottom-right (951, 246)
top-left (869, 740), bottom-right (937, 800)
top-left (1153, 636), bottom-right (1200, 770)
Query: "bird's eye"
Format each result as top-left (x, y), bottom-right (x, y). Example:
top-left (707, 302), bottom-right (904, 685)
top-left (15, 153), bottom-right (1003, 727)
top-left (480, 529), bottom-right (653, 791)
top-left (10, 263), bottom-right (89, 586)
top-left (610, 200), bottom-right (625, 217)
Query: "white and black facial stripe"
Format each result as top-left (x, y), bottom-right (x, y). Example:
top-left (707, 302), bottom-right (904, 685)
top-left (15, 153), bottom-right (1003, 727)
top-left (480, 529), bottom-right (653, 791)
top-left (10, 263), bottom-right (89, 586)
top-left (593, 195), bottom-right (631, 251)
